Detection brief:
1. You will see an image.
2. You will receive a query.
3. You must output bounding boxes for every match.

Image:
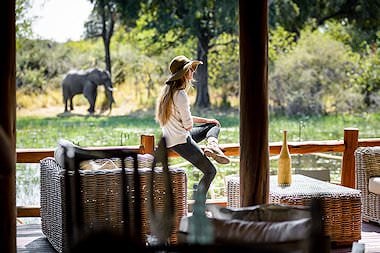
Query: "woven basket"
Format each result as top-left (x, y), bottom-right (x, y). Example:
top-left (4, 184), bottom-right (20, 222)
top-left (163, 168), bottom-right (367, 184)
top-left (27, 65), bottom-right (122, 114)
top-left (40, 157), bottom-right (187, 253)
top-left (355, 146), bottom-right (380, 224)
top-left (225, 175), bottom-right (240, 208)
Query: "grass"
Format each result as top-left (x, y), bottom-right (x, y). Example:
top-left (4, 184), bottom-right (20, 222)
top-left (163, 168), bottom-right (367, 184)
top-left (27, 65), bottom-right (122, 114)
top-left (17, 114), bottom-right (162, 148)
top-left (17, 110), bottom-right (380, 149)
top-left (16, 109), bottom-right (380, 200)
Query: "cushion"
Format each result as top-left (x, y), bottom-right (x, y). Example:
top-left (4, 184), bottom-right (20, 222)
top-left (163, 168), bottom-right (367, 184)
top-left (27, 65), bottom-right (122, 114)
top-left (125, 153), bottom-right (154, 168)
top-left (179, 215), bottom-right (311, 244)
top-left (209, 203), bottom-right (311, 222)
top-left (180, 204), bottom-right (312, 244)
top-left (211, 217), bottom-right (311, 243)
top-left (54, 138), bottom-right (154, 170)
top-left (80, 159), bottom-right (119, 170)
top-left (54, 139), bottom-right (77, 168)
top-left (79, 154), bottom-right (154, 170)
top-left (369, 177), bottom-right (380, 195)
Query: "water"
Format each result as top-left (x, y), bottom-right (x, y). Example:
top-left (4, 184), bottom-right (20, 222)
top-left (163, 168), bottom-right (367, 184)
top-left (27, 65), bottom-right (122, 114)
top-left (16, 163), bottom-right (41, 224)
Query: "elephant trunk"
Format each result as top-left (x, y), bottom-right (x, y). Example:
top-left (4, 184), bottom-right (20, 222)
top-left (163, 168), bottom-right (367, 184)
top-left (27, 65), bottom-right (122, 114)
top-left (105, 88), bottom-right (115, 112)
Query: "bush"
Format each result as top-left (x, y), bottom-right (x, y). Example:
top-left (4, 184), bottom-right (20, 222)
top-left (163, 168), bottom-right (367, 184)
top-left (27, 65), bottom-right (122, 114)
top-left (269, 27), bottom-right (363, 116)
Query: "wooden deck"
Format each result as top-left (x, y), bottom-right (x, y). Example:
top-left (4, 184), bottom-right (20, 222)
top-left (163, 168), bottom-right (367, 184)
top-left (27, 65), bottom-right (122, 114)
top-left (17, 221), bottom-right (380, 253)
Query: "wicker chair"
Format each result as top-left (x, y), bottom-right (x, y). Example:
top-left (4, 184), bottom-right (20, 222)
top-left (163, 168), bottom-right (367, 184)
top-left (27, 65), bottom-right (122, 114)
top-left (40, 148), bottom-right (187, 252)
top-left (355, 146), bottom-right (380, 224)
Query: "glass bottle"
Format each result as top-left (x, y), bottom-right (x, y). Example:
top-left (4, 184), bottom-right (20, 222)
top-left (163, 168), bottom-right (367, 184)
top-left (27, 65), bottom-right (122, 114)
top-left (278, 130), bottom-right (292, 186)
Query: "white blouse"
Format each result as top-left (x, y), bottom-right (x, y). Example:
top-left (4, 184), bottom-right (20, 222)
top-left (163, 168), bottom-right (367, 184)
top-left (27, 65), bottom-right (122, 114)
top-left (162, 90), bottom-right (193, 148)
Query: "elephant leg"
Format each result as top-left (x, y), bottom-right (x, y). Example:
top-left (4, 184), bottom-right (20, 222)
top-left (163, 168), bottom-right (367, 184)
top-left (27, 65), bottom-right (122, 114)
top-left (64, 99), bottom-right (68, 112)
top-left (87, 95), bottom-right (96, 114)
top-left (70, 97), bottom-right (74, 111)
top-left (83, 83), bottom-right (97, 114)
top-left (88, 106), bottom-right (95, 113)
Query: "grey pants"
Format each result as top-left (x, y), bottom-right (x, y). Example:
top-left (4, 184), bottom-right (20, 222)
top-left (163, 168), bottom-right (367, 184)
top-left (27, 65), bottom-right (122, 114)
top-left (170, 123), bottom-right (219, 198)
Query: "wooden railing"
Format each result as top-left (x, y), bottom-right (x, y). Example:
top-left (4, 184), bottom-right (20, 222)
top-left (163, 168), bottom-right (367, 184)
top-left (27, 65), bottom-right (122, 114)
top-left (16, 128), bottom-right (380, 218)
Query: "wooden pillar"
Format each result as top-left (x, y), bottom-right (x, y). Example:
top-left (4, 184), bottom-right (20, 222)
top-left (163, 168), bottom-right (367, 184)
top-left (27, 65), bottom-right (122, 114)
top-left (140, 134), bottom-right (155, 155)
top-left (0, 0), bottom-right (16, 252)
top-left (341, 128), bottom-right (359, 188)
top-left (239, 0), bottom-right (269, 206)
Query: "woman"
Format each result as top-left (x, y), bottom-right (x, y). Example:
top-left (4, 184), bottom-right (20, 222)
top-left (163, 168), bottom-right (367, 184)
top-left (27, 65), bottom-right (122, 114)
top-left (155, 55), bottom-right (230, 198)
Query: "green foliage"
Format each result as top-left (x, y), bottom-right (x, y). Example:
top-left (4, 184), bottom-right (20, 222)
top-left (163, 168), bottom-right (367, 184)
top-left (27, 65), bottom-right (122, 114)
top-left (18, 69), bottom-right (46, 94)
top-left (321, 20), bottom-right (379, 53)
top-left (15, 0), bottom-right (33, 40)
top-left (269, 0), bottom-right (300, 33)
top-left (16, 37), bottom-right (108, 94)
top-left (208, 33), bottom-right (239, 108)
top-left (269, 0), bottom-right (380, 45)
top-left (269, 26), bottom-right (297, 63)
top-left (353, 43), bottom-right (380, 110)
top-left (138, 0), bottom-right (238, 108)
top-left (16, 2), bottom-right (379, 114)
top-left (111, 0), bottom-right (142, 28)
top-left (269, 27), bottom-right (364, 116)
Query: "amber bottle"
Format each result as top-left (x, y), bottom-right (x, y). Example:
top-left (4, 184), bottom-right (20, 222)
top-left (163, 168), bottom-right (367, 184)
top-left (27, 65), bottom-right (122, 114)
top-left (277, 130), bottom-right (292, 186)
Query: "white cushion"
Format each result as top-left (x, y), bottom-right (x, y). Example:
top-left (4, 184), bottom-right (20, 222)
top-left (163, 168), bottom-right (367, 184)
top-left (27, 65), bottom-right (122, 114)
top-left (54, 139), bottom-right (76, 168)
top-left (80, 159), bottom-right (119, 170)
top-left (369, 177), bottom-right (380, 195)
top-left (209, 203), bottom-right (310, 222)
top-left (180, 204), bottom-right (312, 244)
top-left (54, 138), bottom-right (154, 170)
top-left (79, 154), bottom-right (154, 170)
top-left (179, 215), bottom-right (311, 243)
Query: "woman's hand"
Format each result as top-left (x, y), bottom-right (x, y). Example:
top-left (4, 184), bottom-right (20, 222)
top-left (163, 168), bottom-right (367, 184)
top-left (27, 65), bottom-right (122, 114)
top-left (207, 118), bottom-right (221, 127)
top-left (192, 116), bottom-right (221, 127)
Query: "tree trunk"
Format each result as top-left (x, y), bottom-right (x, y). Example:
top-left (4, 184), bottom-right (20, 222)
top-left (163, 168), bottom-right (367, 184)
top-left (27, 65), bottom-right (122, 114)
top-left (103, 36), bottom-right (112, 76)
top-left (239, 0), bottom-right (269, 206)
top-left (100, 1), bottom-right (114, 77)
top-left (0, 0), bottom-right (16, 252)
top-left (195, 37), bottom-right (210, 108)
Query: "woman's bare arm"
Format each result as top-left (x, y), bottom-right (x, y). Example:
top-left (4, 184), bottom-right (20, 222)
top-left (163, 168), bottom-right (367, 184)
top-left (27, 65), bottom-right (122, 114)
top-left (192, 116), bottom-right (220, 126)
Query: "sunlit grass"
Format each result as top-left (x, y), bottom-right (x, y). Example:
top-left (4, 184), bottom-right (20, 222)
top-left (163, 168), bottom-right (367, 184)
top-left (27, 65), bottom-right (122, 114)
top-left (16, 110), bottom-right (380, 211)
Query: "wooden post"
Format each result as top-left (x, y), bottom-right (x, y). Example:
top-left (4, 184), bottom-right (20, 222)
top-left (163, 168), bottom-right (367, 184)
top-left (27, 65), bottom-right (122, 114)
top-left (341, 128), bottom-right (359, 188)
top-left (239, 0), bottom-right (269, 206)
top-left (0, 0), bottom-right (16, 252)
top-left (140, 134), bottom-right (155, 155)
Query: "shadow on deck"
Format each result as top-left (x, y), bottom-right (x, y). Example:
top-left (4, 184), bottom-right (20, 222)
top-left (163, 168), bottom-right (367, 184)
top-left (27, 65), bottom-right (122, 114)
top-left (17, 221), bottom-right (380, 253)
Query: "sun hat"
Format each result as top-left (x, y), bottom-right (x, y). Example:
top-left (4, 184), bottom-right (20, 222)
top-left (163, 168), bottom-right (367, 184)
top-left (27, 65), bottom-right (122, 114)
top-left (165, 55), bottom-right (203, 84)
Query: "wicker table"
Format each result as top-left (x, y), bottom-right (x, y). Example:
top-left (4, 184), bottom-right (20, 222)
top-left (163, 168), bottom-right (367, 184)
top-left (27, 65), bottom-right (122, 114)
top-left (269, 174), bottom-right (361, 246)
top-left (226, 174), bottom-right (362, 246)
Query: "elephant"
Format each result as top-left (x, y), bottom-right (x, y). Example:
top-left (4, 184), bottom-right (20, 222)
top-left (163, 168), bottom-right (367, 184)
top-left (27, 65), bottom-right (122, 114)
top-left (61, 68), bottom-right (115, 114)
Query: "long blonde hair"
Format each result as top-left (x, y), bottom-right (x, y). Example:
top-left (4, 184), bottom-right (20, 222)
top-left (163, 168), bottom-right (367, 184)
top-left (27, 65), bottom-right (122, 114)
top-left (155, 74), bottom-right (192, 126)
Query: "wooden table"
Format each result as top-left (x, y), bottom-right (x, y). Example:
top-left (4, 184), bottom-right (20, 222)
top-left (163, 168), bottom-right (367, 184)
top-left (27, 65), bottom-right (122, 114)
top-left (269, 174), bottom-right (362, 246)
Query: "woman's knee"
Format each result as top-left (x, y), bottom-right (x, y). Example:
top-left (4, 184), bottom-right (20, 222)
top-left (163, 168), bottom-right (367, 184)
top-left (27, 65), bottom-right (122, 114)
top-left (207, 166), bottom-right (217, 180)
top-left (179, 148), bottom-right (216, 179)
top-left (198, 158), bottom-right (216, 178)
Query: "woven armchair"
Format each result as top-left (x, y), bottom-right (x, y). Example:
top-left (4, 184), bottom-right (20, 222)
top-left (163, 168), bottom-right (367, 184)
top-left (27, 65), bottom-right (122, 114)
top-left (355, 146), bottom-right (380, 224)
top-left (40, 153), bottom-right (187, 253)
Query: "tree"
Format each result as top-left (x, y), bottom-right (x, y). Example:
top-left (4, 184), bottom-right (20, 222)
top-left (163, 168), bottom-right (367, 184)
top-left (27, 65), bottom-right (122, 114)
top-left (84, 0), bottom-right (143, 77)
top-left (139, 0), bottom-right (238, 108)
top-left (85, 0), bottom-right (117, 76)
top-left (269, 0), bottom-right (380, 45)
top-left (15, 0), bottom-right (33, 39)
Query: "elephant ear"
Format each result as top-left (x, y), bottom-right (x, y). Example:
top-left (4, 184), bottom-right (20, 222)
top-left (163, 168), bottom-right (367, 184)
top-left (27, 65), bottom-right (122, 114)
top-left (86, 68), bottom-right (102, 84)
top-left (103, 70), bottom-right (111, 78)
top-left (101, 70), bottom-right (112, 84)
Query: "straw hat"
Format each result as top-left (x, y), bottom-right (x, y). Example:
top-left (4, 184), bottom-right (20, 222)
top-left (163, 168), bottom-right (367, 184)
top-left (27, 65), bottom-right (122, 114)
top-left (165, 55), bottom-right (203, 84)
